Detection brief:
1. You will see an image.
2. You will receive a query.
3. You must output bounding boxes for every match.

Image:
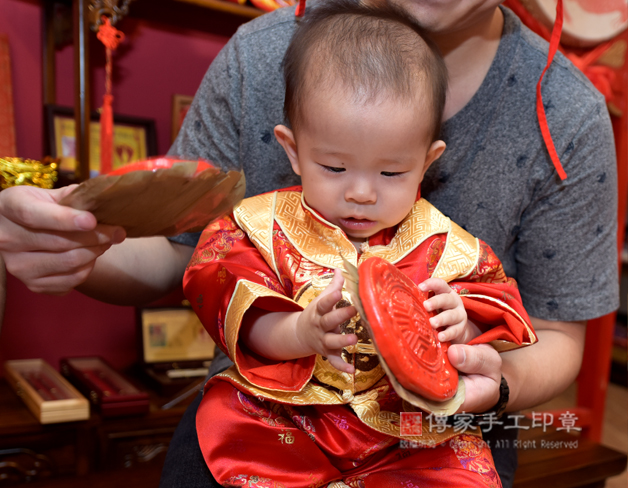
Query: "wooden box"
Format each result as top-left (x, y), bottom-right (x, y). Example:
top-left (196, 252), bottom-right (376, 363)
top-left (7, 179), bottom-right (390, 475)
top-left (4, 359), bottom-right (90, 424)
top-left (60, 356), bottom-right (149, 418)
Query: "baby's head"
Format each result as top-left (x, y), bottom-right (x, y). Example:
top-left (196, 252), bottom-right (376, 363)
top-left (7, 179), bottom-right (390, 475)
top-left (274, 0), bottom-right (447, 246)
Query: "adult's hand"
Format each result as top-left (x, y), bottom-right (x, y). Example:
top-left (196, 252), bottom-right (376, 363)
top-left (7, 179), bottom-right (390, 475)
top-left (448, 343), bottom-right (502, 414)
top-left (447, 317), bottom-right (586, 415)
top-left (0, 185), bottom-right (125, 295)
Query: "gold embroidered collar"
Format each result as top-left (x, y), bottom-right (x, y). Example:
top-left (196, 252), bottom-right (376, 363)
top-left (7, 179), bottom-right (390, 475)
top-left (272, 191), bottom-right (451, 269)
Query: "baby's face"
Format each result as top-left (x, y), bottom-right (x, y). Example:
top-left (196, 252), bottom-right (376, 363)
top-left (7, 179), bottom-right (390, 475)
top-left (275, 90), bottom-right (445, 247)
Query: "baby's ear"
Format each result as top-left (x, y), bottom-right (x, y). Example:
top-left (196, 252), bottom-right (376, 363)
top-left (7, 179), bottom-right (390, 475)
top-left (274, 125), bottom-right (301, 176)
top-left (422, 140), bottom-right (446, 175)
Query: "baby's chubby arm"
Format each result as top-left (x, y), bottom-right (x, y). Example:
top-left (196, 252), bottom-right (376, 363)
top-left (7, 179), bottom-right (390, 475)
top-left (240, 270), bottom-right (358, 373)
top-left (420, 278), bottom-right (481, 344)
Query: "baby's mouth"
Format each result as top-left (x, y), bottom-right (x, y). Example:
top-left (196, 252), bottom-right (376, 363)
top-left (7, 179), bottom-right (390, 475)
top-left (339, 217), bottom-right (376, 230)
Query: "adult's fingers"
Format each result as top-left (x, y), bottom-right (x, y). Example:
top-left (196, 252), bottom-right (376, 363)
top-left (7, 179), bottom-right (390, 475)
top-left (3, 243), bottom-right (113, 289)
top-left (0, 222), bottom-right (125, 253)
top-left (448, 343), bottom-right (502, 378)
top-left (448, 343), bottom-right (502, 413)
top-left (0, 185), bottom-right (97, 232)
top-left (24, 264), bottom-right (98, 296)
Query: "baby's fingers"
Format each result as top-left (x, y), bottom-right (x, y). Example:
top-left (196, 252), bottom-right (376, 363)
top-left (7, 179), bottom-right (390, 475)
top-left (434, 318), bottom-right (466, 343)
top-left (316, 270), bottom-right (347, 316)
top-left (317, 288), bottom-right (343, 316)
top-left (419, 277), bottom-right (453, 295)
top-left (430, 305), bottom-right (466, 329)
top-left (320, 304), bottom-right (357, 332)
top-left (323, 332), bottom-right (357, 351)
top-left (423, 290), bottom-right (461, 314)
top-left (326, 354), bottom-right (355, 374)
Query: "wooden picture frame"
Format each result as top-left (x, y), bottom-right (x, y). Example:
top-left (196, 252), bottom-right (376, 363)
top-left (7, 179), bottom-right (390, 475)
top-left (171, 94), bottom-right (194, 144)
top-left (46, 104), bottom-right (157, 177)
top-left (138, 306), bottom-right (215, 365)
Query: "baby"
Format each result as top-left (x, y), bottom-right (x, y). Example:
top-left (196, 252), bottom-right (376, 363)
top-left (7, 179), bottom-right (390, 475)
top-left (184, 0), bottom-right (535, 486)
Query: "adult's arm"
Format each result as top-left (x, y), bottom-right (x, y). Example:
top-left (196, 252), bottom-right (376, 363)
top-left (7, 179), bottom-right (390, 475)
top-left (450, 317), bottom-right (585, 414)
top-left (0, 184), bottom-right (193, 304)
top-left (77, 237), bottom-right (193, 305)
top-left (0, 30), bottom-right (244, 302)
top-left (502, 317), bottom-right (585, 411)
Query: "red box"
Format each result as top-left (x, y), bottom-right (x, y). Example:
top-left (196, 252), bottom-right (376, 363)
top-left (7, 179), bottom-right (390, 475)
top-left (60, 356), bottom-right (149, 418)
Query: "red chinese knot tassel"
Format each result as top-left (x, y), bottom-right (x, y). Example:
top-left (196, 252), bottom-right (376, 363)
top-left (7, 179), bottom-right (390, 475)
top-left (96, 16), bottom-right (124, 175)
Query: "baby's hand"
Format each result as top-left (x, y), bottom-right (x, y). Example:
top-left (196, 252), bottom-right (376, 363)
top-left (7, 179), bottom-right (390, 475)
top-left (297, 269), bottom-right (358, 373)
top-left (419, 278), bottom-right (478, 344)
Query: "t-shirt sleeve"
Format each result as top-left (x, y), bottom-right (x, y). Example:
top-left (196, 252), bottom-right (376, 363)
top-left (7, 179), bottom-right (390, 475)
top-left (166, 35), bottom-right (243, 248)
top-left (516, 102), bottom-right (618, 321)
top-left (168, 231), bottom-right (202, 248)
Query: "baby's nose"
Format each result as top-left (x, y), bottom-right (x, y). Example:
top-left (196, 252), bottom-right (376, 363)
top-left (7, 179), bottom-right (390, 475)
top-left (345, 179), bottom-right (377, 204)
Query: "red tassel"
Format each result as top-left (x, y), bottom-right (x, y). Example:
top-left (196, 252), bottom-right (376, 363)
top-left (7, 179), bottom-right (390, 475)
top-left (97, 17), bottom-right (124, 175)
top-left (536, 0), bottom-right (567, 180)
top-left (100, 94), bottom-right (114, 175)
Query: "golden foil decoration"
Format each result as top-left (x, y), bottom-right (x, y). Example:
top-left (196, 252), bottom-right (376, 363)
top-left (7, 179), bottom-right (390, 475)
top-left (0, 157), bottom-right (58, 189)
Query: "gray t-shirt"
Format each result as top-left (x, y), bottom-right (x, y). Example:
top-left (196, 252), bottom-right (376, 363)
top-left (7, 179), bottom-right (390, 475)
top-left (170, 5), bottom-right (618, 322)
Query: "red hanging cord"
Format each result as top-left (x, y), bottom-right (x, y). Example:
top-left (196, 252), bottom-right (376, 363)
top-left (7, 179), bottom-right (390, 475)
top-left (295, 0), bottom-right (306, 18)
top-left (536, 0), bottom-right (567, 180)
top-left (96, 16), bottom-right (124, 175)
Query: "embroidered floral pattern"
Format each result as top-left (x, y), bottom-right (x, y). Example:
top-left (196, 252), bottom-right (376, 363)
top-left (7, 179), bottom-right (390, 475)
top-left (465, 243), bottom-right (508, 284)
top-left (274, 228), bottom-right (324, 296)
top-left (328, 413), bottom-right (350, 430)
top-left (187, 216), bottom-right (245, 270)
top-left (255, 270), bottom-right (284, 294)
top-left (237, 392), bottom-right (290, 428)
top-left (426, 237), bottom-right (445, 276)
top-left (224, 474), bottom-right (286, 488)
top-left (449, 434), bottom-right (500, 488)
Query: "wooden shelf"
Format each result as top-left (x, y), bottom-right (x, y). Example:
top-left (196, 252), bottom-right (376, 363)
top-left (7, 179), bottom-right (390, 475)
top-left (0, 374), bottom-right (196, 486)
top-left (173, 0), bottom-right (264, 19)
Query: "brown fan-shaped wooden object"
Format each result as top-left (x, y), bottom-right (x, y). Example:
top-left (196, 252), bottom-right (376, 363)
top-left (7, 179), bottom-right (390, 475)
top-left (59, 157), bottom-right (245, 238)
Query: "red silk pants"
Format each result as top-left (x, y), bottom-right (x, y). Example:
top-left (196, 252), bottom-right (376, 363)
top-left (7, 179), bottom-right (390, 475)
top-left (196, 380), bottom-right (501, 487)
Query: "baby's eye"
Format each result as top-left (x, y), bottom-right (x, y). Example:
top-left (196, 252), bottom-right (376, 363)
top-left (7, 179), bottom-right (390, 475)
top-left (381, 171), bottom-right (403, 177)
top-left (322, 165), bottom-right (345, 173)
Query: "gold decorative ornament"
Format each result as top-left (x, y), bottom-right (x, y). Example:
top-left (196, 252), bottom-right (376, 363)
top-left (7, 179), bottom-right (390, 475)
top-left (88, 0), bottom-right (135, 31)
top-left (0, 157), bottom-right (58, 189)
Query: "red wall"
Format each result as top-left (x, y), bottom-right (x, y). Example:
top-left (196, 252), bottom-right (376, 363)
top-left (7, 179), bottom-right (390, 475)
top-left (0, 0), bottom-right (242, 372)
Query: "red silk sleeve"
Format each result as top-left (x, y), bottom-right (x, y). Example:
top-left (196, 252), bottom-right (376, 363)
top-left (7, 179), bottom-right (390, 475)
top-left (450, 241), bottom-right (537, 349)
top-left (183, 216), bottom-right (315, 391)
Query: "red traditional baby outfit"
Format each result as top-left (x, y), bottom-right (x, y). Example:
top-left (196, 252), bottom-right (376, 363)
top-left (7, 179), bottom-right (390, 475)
top-left (184, 187), bottom-right (536, 487)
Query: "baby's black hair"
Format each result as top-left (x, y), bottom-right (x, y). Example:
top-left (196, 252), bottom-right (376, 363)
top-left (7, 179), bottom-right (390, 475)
top-left (282, 0), bottom-right (448, 141)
